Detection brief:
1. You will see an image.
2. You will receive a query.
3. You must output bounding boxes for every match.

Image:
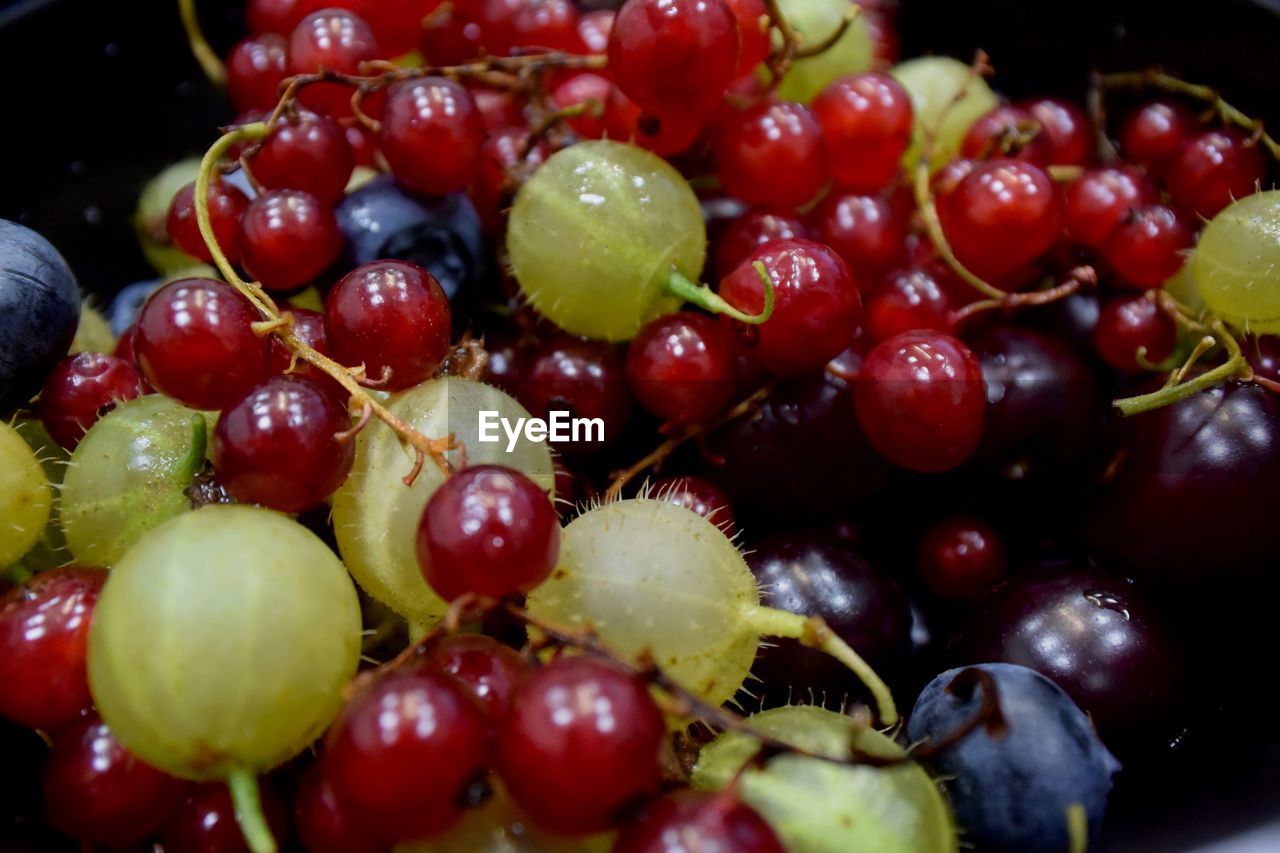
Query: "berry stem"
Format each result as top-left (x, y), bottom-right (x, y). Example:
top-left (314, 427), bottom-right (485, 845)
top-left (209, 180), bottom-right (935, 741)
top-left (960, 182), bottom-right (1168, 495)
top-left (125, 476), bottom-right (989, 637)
top-left (913, 157), bottom-right (1007, 301)
top-left (742, 605), bottom-right (899, 725)
top-left (949, 265), bottom-right (1097, 326)
top-left (226, 768), bottom-right (276, 853)
top-left (664, 262), bottom-right (776, 325)
top-left (177, 0), bottom-right (226, 87)
top-left (1113, 320), bottom-right (1247, 416)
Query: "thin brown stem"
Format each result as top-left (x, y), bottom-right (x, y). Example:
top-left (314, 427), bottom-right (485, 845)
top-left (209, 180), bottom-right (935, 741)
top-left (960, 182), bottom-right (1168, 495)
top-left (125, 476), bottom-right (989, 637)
top-left (949, 265), bottom-right (1097, 326)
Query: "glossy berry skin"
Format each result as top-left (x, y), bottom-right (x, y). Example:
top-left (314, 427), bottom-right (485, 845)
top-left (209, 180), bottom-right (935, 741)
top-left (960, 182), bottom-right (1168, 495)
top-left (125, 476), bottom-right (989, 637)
top-left (713, 209), bottom-right (809, 280)
top-left (608, 0), bottom-right (740, 114)
top-left (960, 105), bottom-right (1048, 165)
top-left (719, 239), bottom-right (861, 376)
top-left (39, 352), bottom-right (146, 450)
top-left (626, 312), bottom-right (736, 425)
top-left (724, 0), bottom-right (769, 77)
top-left (381, 77), bottom-right (485, 196)
top-left (423, 633), bottom-right (530, 719)
top-left (651, 475), bottom-right (736, 536)
top-left (167, 179), bottom-right (250, 264)
top-left (485, 0), bottom-right (583, 54)
top-left (135, 278), bottom-right (272, 410)
top-left (864, 266), bottom-right (952, 343)
top-left (266, 307), bottom-right (339, 391)
top-left (954, 567), bottom-right (1185, 747)
top-left (288, 10), bottom-right (381, 119)
top-left (1101, 204), bottom-right (1193, 289)
top-left (325, 260), bottom-right (452, 391)
top-left (855, 330), bottom-right (985, 473)
top-left (1166, 127), bottom-right (1268, 219)
top-left (615, 791), bottom-right (785, 853)
top-left (1062, 166), bottom-right (1157, 249)
top-left (239, 189), bottom-right (342, 291)
top-left (247, 0), bottom-right (313, 34)
top-left (812, 73), bottom-right (914, 192)
top-left (0, 568), bottom-right (104, 731)
top-left (1245, 335), bottom-right (1280, 385)
top-left (43, 715), bottom-right (184, 848)
top-left (249, 113), bottom-right (354, 204)
top-left (497, 656), bottom-right (665, 835)
top-left (327, 669), bottom-right (492, 842)
top-left (295, 761), bottom-right (380, 853)
top-left (807, 192), bottom-right (908, 278)
top-left (1093, 294), bottom-right (1176, 371)
top-left (416, 465), bottom-right (560, 601)
top-left (918, 515), bottom-right (1006, 600)
top-left (521, 336), bottom-right (631, 452)
top-left (212, 376), bottom-right (355, 513)
top-left (1118, 99), bottom-right (1197, 177)
top-left (907, 664), bottom-right (1120, 852)
top-left (1022, 97), bottom-right (1094, 166)
top-left (164, 782), bottom-right (288, 853)
top-left (748, 532), bottom-right (911, 709)
top-left (551, 72), bottom-right (611, 139)
top-left (714, 100), bottom-right (827, 210)
top-left (577, 9), bottom-right (615, 53)
top-left (938, 159), bottom-right (1062, 282)
top-left (227, 34), bottom-right (289, 112)
top-left (604, 90), bottom-right (706, 157)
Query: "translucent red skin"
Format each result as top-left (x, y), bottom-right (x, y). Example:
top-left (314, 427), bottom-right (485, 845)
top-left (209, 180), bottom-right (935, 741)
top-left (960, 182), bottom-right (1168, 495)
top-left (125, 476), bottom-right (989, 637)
top-left (0, 569), bottom-right (104, 732)
top-left (294, 761), bottom-right (381, 853)
top-left (1118, 99), bottom-right (1198, 178)
top-left (226, 35), bottom-right (288, 113)
top-left (604, 88), bottom-right (706, 157)
top-left (812, 72), bottom-right (914, 193)
top-left (1101, 204), bottom-right (1193, 289)
top-left (420, 1), bottom-right (485, 66)
top-left (325, 260), bottom-right (452, 391)
top-left (713, 209), bottom-right (810, 281)
top-left (918, 515), bottom-right (1007, 600)
top-left (167, 179), bottom-right (250, 264)
top-left (720, 239), bottom-right (862, 376)
top-left (39, 352), bottom-right (146, 450)
top-left (577, 9), bottom-right (615, 54)
top-left (520, 336), bottom-right (632, 451)
top-left (1093, 294), bottom-right (1176, 371)
top-left (960, 105), bottom-right (1050, 165)
top-left (380, 77), bottom-right (486, 196)
top-left (651, 474), bottom-right (737, 537)
top-left (1166, 127), bottom-right (1269, 219)
top-left (614, 791), bottom-right (785, 853)
top-left (608, 0), bottom-right (740, 114)
top-left (247, 0), bottom-right (315, 35)
top-left (266, 307), bottom-right (343, 394)
top-left (854, 330), bottom-right (986, 473)
top-left (473, 128), bottom-right (546, 234)
top-left (864, 266), bottom-right (953, 344)
top-left (714, 100), bottom-right (827, 209)
top-left (1062, 166), bottom-right (1158, 249)
top-left (416, 465), bottom-right (560, 601)
top-left (287, 10), bottom-right (381, 119)
top-left (249, 114), bottom-right (354, 205)
top-left (552, 72), bottom-right (612, 139)
top-left (808, 192), bottom-right (908, 278)
top-left (497, 657), bottom-right (665, 836)
top-left (1245, 335), bottom-right (1280, 384)
top-left (212, 376), bottom-right (355, 513)
top-left (326, 670), bottom-right (492, 843)
top-left (937, 159), bottom-right (1063, 282)
top-left (1023, 97), bottom-right (1095, 166)
top-left (135, 278), bottom-right (272, 410)
top-left (724, 0), bottom-right (770, 78)
top-left (238, 189), bottom-right (342, 291)
top-left (332, 0), bottom-right (431, 56)
top-left (484, 0), bottom-right (583, 55)
top-left (43, 715), bottom-right (185, 848)
top-left (422, 633), bottom-right (530, 719)
top-left (164, 781), bottom-right (289, 853)
top-left (626, 312), bottom-right (737, 425)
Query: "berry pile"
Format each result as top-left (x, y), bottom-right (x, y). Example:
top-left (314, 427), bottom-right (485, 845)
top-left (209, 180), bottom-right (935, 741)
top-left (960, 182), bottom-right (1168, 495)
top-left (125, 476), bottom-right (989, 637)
top-left (2, 0), bottom-right (1280, 851)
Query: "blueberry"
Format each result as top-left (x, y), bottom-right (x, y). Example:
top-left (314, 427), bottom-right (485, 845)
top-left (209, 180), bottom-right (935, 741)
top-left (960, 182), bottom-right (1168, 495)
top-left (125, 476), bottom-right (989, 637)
top-left (107, 278), bottom-right (163, 336)
top-left (906, 663), bottom-right (1120, 853)
top-left (0, 220), bottom-right (80, 411)
top-left (336, 176), bottom-right (486, 302)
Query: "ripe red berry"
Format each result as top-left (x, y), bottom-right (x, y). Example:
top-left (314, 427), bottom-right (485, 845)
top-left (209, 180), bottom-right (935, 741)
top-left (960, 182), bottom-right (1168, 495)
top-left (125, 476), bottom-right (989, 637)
top-left (212, 376), bottom-right (355, 512)
top-left (1101, 204), bottom-right (1194, 289)
top-left (484, 0), bottom-right (583, 54)
top-left (713, 209), bottom-right (810, 280)
top-left (521, 336), bottom-right (632, 451)
top-left (248, 113), bottom-right (355, 204)
top-left (239, 189), bottom-right (342, 291)
top-left (420, 0), bottom-right (485, 65)
top-left (226, 34), bottom-right (289, 112)
top-left (247, 0), bottom-right (314, 35)
top-left (551, 72), bottom-right (612, 139)
top-left (812, 72), bottom-right (914, 193)
top-left (327, 670), bottom-right (492, 842)
top-left (1094, 294), bottom-right (1176, 371)
top-left (164, 782), bottom-right (288, 853)
top-left (422, 633), bottom-right (530, 719)
top-left (1022, 96), bottom-right (1094, 166)
top-left (724, 0), bottom-right (770, 78)
top-left (288, 9), bottom-right (381, 119)
top-left (577, 9), bottom-right (615, 54)
top-left (43, 715), bottom-right (185, 848)
top-left (807, 192), bottom-right (909, 278)
top-left (615, 790), bottom-right (785, 853)
top-left (473, 128), bottom-right (547, 234)
top-left (417, 465), bottom-right (560, 601)
top-left (715, 100), bottom-right (827, 209)
top-left (325, 260), bottom-right (452, 391)
top-left (719, 239), bottom-right (861, 376)
top-left (0, 569), bottom-right (104, 732)
top-left (855, 330), bottom-right (986, 472)
top-left (918, 515), bottom-right (1007, 600)
top-left (381, 77), bottom-right (485, 196)
top-left (1166, 127), bottom-right (1268, 219)
top-left (604, 89), bottom-right (706, 157)
top-left (961, 105), bottom-right (1049, 164)
top-left (497, 656), bottom-right (665, 835)
top-left (864, 266), bottom-right (953, 343)
top-left (626, 312), bottom-right (737, 425)
top-left (1118, 99), bottom-right (1197, 177)
top-left (167, 179), bottom-right (250, 264)
top-left (608, 0), bottom-right (740, 114)
top-left (135, 278), bottom-right (272, 410)
top-left (39, 352), bottom-right (146, 450)
top-left (295, 760), bottom-right (380, 853)
top-left (266, 307), bottom-right (340, 391)
top-left (1062, 165), bottom-right (1158, 249)
top-left (651, 474), bottom-right (737, 536)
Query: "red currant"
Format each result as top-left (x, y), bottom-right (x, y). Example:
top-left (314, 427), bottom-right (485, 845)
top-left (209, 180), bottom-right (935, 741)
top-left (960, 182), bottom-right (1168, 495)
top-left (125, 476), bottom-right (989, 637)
top-left (248, 112), bottom-right (354, 204)
top-left (288, 9), bottom-right (381, 119)
top-left (164, 781), bottom-right (289, 853)
top-left (725, 0), bottom-right (770, 78)
top-left (473, 128), bottom-right (547, 234)
top-left (247, 0), bottom-right (314, 34)
top-left (266, 307), bottom-right (340, 391)
top-left (1094, 294), bottom-right (1176, 371)
top-left (1118, 99), bottom-right (1197, 177)
top-left (808, 191), bottom-right (908, 278)
top-left (626, 312), bottom-right (737, 425)
top-left (577, 9), bottom-right (615, 54)
top-left (485, 0), bottom-right (583, 54)
top-left (167, 179), bottom-right (250, 264)
top-left (960, 105), bottom-right (1048, 164)
top-left (864, 266), bottom-right (953, 343)
top-left (1101, 203), bottom-right (1193, 289)
top-left (713, 209), bottom-right (809, 280)
top-left (715, 100), bottom-right (827, 209)
top-left (239, 189), bottom-right (342, 291)
top-left (226, 34), bottom-right (289, 112)
top-left (521, 336), bottom-right (632, 451)
top-left (422, 633), bottom-right (530, 719)
top-left (812, 72), bottom-right (914, 192)
top-left (381, 77), bottom-right (486, 196)
top-left (604, 89), bottom-right (706, 157)
top-left (1166, 127), bottom-right (1267, 218)
top-left (918, 515), bottom-right (1007, 600)
top-left (295, 759), bottom-right (380, 853)
top-left (615, 791), bottom-right (785, 853)
top-left (552, 72), bottom-right (611, 139)
top-left (608, 0), bottom-right (740, 114)
top-left (420, 0), bottom-right (485, 65)
top-left (1062, 165), bottom-right (1158, 249)
top-left (1023, 96), bottom-right (1094, 166)
top-left (39, 352), bottom-right (146, 450)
